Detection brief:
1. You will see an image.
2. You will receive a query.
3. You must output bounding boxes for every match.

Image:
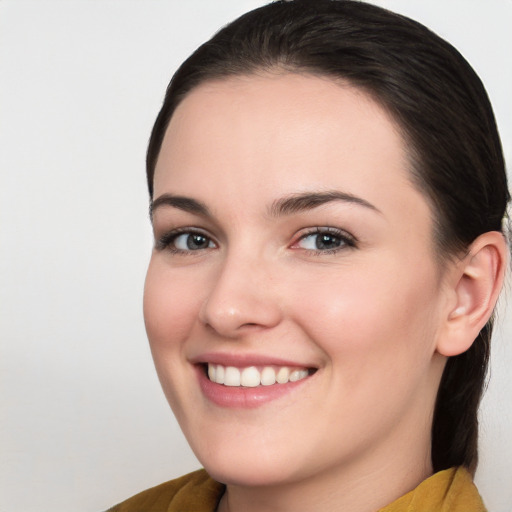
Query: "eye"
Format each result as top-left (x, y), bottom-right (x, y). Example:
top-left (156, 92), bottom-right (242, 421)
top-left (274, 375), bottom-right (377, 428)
top-left (174, 232), bottom-right (214, 251)
top-left (293, 228), bottom-right (356, 253)
top-left (156, 229), bottom-right (216, 253)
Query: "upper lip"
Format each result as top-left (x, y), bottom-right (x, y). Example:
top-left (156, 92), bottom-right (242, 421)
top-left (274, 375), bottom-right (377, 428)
top-left (189, 352), bottom-right (317, 369)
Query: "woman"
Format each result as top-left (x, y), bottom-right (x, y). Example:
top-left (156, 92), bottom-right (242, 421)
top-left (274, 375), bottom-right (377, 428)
top-left (107, 1), bottom-right (510, 510)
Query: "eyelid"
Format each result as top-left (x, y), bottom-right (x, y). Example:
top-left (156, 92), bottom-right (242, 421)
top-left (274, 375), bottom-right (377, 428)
top-left (290, 226), bottom-right (358, 253)
top-left (154, 227), bottom-right (217, 253)
top-left (154, 225), bottom-right (357, 256)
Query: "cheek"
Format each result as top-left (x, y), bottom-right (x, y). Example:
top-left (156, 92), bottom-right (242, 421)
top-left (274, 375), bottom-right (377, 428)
top-left (143, 258), bottom-right (208, 421)
top-left (290, 259), bottom-right (441, 385)
top-left (143, 258), bottom-right (202, 356)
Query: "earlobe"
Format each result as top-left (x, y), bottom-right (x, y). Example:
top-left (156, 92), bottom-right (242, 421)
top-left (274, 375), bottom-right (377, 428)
top-left (437, 231), bottom-right (508, 357)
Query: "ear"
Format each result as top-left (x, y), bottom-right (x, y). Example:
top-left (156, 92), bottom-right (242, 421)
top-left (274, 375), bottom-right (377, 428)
top-left (436, 231), bottom-right (508, 357)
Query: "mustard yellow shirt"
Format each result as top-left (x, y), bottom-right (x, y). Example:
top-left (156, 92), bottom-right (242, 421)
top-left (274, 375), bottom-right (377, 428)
top-left (105, 466), bottom-right (486, 512)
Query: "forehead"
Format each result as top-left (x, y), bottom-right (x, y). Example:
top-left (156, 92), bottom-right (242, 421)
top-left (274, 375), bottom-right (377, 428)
top-left (153, 72), bottom-right (425, 224)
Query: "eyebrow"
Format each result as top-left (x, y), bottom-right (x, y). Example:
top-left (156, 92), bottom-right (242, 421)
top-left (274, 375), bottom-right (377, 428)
top-left (150, 194), bottom-right (210, 219)
top-left (150, 190), bottom-right (381, 220)
top-left (269, 191), bottom-right (381, 217)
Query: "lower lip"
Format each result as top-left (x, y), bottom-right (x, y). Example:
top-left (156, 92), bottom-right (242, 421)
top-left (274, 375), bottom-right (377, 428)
top-left (196, 366), bottom-right (311, 408)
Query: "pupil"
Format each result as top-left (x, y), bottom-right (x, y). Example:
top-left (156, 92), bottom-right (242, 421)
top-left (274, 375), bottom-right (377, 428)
top-left (316, 234), bottom-right (339, 250)
top-left (188, 234), bottom-right (208, 250)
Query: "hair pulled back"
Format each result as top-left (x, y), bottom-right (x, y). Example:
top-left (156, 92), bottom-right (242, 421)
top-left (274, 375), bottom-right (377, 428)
top-left (146, 0), bottom-right (510, 473)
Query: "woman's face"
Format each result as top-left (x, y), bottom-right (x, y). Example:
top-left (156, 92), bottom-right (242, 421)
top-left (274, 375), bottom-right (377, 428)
top-left (144, 73), bottom-right (450, 487)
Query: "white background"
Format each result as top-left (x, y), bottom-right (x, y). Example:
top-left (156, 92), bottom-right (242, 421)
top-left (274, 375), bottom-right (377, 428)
top-left (0, 1), bottom-right (511, 511)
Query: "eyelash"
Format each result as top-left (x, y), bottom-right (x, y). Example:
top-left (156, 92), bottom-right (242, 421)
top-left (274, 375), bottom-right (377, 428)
top-left (155, 228), bottom-right (216, 255)
top-left (292, 227), bottom-right (357, 255)
top-left (155, 226), bottom-right (357, 256)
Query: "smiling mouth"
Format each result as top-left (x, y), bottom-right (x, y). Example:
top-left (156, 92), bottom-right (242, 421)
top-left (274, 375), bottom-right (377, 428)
top-left (205, 363), bottom-right (316, 387)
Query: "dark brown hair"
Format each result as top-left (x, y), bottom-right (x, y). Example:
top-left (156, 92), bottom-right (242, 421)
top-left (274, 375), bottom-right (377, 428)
top-left (146, 0), bottom-right (510, 472)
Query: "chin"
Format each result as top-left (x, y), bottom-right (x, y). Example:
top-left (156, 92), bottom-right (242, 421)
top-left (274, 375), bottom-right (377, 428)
top-left (202, 458), bottom-right (298, 488)
top-left (190, 431), bottom-right (328, 488)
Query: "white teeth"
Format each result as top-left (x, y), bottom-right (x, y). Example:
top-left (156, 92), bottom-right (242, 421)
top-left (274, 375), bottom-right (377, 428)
top-left (276, 367), bottom-right (290, 384)
top-left (224, 366), bottom-right (241, 386)
top-left (289, 369), bottom-right (308, 382)
top-left (207, 363), bottom-right (310, 387)
top-left (261, 366), bottom-right (276, 386)
top-left (241, 367), bottom-right (260, 387)
top-left (215, 364), bottom-right (225, 384)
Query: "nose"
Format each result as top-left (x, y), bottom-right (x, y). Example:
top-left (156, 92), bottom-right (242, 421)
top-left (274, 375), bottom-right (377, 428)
top-left (199, 252), bottom-right (282, 338)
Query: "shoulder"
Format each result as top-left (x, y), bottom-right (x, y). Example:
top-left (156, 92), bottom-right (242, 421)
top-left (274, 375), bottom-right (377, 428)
top-left (104, 469), bottom-right (225, 512)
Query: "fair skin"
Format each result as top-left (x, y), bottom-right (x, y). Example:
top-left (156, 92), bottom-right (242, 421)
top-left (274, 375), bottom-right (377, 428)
top-left (143, 73), bottom-right (506, 512)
